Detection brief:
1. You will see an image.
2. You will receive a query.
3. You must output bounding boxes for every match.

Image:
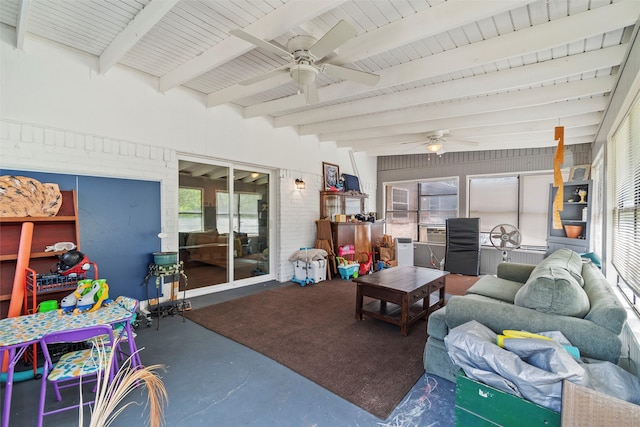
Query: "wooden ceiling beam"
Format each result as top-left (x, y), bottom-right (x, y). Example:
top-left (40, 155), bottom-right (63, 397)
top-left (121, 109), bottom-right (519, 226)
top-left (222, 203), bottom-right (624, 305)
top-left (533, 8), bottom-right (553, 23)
top-left (211, 0), bottom-right (532, 111)
top-left (162, 0), bottom-right (346, 93)
top-left (15, 0), bottom-right (32, 51)
top-left (245, 1), bottom-right (637, 118)
top-left (340, 112), bottom-right (603, 149)
top-left (99, 0), bottom-right (178, 74)
top-left (274, 44), bottom-right (626, 127)
top-left (304, 76), bottom-right (614, 136)
top-left (322, 97), bottom-right (608, 142)
top-left (364, 135), bottom-right (594, 156)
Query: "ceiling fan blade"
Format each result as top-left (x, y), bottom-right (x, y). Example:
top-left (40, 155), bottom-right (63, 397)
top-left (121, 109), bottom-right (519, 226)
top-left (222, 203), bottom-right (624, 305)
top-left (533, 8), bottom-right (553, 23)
top-left (500, 240), bottom-right (507, 249)
top-left (309, 20), bottom-right (357, 59)
top-left (508, 238), bottom-right (520, 246)
top-left (500, 226), bottom-right (507, 235)
top-left (447, 139), bottom-right (480, 146)
top-left (236, 63), bottom-right (293, 86)
top-left (304, 82), bottom-right (319, 105)
top-left (321, 63), bottom-right (380, 86)
top-left (229, 29), bottom-right (292, 58)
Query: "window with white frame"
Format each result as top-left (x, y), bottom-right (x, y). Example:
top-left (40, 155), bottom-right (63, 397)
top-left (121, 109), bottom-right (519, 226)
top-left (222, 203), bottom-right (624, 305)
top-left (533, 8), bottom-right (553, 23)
top-left (391, 187), bottom-right (409, 219)
top-left (384, 178), bottom-right (458, 241)
top-left (469, 174), bottom-right (553, 248)
top-left (611, 95), bottom-right (640, 310)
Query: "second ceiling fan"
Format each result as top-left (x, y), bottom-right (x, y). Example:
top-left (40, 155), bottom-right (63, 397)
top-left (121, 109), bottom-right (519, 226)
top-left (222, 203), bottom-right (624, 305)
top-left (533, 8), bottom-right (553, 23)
top-left (421, 130), bottom-right (480, 155)
top-left (230, 20), bottom-right (380, 105)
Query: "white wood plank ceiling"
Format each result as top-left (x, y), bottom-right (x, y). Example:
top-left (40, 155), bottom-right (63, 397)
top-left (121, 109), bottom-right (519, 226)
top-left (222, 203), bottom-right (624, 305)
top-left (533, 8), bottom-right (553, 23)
top-left (1, 0), bottom-right (638, 156)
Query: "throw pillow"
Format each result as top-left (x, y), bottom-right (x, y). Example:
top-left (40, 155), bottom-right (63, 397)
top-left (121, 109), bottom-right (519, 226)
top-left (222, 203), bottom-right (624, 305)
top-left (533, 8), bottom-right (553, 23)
top-left (545, 248), bottom-right (585, 286)
top-left (514, 266), bottom-right (590, 317)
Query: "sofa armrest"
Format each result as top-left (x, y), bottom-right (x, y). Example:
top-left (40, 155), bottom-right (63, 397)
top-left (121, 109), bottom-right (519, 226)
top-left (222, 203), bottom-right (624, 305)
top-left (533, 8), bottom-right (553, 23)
top-left (582, 262), bottom-right (627, 334)
top-left (445, 294), bottom-right (622, 363)
top-left (496, 262), bottom-right (535, 283)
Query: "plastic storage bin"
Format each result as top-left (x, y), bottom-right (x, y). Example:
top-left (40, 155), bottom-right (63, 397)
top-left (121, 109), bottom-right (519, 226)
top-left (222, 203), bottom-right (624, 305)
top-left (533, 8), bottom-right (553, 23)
top-left (292, 259), bottom-right (326, 285)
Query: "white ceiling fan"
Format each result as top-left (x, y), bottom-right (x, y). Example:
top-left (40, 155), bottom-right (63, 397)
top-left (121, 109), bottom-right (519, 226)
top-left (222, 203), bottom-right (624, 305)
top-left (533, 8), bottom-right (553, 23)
top-left (418, 130), bottom-right (480, 155)
top-left (229, 20), bottom-right (380, 105)
top-left (403, 129), bottom-right (479, 156)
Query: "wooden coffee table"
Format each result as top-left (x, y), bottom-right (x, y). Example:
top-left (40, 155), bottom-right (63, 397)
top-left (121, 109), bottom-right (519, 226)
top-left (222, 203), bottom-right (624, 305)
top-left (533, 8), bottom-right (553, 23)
top-left (354, 266), bottom-right (449, 336)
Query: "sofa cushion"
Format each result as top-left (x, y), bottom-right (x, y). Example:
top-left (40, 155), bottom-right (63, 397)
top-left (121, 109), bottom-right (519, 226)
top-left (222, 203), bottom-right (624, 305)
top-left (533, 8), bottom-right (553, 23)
top-left (514, 264), bottom-right (590, 317)
top-left (465, 276), bottom-right (524, 303)
top-left (544, 248), bottom-right (585, 286)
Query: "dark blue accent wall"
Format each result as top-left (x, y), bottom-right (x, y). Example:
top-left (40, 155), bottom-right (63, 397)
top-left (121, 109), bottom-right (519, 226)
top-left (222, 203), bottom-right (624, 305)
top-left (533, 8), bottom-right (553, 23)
top-left (1, 169), bottom-right (161, 302)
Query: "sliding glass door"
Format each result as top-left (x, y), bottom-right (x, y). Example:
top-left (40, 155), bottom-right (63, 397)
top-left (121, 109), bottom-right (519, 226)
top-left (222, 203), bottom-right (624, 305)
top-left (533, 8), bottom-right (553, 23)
top-left (231, 169), bottom-right (269, 280)
top-left (178, 160), bottom-right (271, 292)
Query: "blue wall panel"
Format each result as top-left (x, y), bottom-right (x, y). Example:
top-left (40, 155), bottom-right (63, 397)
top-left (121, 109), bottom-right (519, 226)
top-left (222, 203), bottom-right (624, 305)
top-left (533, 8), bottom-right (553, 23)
top-left (1, 169), bottom-right (161, 302)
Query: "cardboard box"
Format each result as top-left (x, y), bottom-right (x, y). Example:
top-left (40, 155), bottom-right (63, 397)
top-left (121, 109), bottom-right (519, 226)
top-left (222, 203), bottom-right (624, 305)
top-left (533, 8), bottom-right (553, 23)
top-left (454, 371), bottom-right (560, 427)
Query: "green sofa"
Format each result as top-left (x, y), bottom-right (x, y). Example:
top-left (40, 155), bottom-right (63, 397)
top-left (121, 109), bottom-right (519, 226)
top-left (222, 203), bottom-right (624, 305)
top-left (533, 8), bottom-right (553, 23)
top-left (424, 248), bottom-right (628, 382)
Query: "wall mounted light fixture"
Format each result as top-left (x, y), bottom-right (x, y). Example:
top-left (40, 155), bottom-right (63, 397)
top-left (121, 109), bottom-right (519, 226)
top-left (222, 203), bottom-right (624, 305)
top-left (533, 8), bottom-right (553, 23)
top-left (295, 179), bottom-right (305, 190)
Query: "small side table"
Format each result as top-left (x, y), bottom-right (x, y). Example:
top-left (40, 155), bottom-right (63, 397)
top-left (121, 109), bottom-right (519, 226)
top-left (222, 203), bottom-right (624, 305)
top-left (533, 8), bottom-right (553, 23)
top-left (144, 262), bottom-right (188, 330)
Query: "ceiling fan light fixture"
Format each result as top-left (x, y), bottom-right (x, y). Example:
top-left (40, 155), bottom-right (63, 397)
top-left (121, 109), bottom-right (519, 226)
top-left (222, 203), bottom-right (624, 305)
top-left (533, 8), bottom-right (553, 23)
top-left (290, 63), bottom-right (317, 86)
top-left (426, 142), bottom-right (442, 153)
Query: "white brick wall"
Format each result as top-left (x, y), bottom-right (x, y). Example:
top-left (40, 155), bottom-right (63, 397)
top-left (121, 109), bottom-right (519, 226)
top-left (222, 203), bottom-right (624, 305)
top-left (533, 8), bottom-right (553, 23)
top-left (277, 169), bottom-right (323, 280)
top-left (1, 118), bottom-right (180, 254)
top-left (0, 118), bottom-right (355, 284)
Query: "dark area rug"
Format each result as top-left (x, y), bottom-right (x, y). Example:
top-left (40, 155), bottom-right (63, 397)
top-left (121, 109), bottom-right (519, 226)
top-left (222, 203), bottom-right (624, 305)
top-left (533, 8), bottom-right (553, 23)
top-left (445, 273), bottom-right (480, 297)
top-left (185, 279), bottom-right (428, 419)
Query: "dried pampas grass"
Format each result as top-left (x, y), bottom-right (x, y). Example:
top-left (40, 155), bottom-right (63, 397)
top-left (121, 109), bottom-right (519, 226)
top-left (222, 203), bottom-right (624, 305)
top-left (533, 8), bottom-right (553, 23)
top-left (79, 339), bottom-right (168, 427)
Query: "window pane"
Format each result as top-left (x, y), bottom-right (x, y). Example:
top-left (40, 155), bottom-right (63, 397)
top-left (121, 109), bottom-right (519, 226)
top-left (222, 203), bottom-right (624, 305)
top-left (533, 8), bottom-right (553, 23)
top-left (385, 178), bottom-right (457, 243)
top-left (420, 179), bottom-right (458, 195)
top-left (178, 214), bottom-right (203, 233)
top-left (239, 193), bottom-right (259, 214)
top-left (419, 178), bottom-right (458, 228)
top-left (386, 183), bottom-right (418, 210)
top-left (178, 187), bottom-right (203, 232)
top-left (520, 174), bottom-right (553, 247)
top-left (179, 188), bottom-right (202, 213)
top-left (469, 176), bottom-right (519, 233)
top-left (385, 211), bottom-right (418, 241)
top-left (239, 193), bottom-right (261, 235)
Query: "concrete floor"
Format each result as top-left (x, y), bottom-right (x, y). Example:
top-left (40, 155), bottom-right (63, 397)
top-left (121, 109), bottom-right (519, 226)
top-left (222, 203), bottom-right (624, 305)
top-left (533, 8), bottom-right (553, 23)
top-left (4, 281), bottom-right (455, 426)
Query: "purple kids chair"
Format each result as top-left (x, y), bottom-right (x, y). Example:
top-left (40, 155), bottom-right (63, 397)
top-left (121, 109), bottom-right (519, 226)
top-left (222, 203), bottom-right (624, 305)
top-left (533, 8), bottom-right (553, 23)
top-left (37, 324), bottom-right (116, 427)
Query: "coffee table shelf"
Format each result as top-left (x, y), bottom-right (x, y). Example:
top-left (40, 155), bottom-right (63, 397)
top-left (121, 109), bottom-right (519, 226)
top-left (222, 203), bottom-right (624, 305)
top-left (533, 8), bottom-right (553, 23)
top-left (362, 300), bottom-right (426, 326)
top-left (354, 266), bottom-right (449, 335)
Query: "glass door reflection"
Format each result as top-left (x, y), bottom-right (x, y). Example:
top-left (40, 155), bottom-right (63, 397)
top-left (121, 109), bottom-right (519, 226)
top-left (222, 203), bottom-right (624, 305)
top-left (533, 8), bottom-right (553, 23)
top-left (233, 169), bottom-right (269, 280)
top-left (178, 161), bottom-right (270, 292)
top-left (178, 161), bottom-right (230, 289)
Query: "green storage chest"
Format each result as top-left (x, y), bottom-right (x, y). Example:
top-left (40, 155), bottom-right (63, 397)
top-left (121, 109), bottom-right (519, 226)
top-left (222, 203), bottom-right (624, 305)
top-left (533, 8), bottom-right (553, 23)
top-left (454, 371), bottom-right (560, 427)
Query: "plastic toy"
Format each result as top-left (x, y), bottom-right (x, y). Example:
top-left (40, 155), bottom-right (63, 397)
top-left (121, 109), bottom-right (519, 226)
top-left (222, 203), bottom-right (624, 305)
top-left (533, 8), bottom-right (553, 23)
top-left (336, 257), bottom-right (359, 279)
top-left (59, 279), bottom-right (93, 313)
top-left (56, 250), bottom-right (92, 276)
top-left (74, 279), bottom-right (112, 314)
top-left (337, 244), bottom-right (355, 258)
top-left (376, 260), bottom-right (391, 271)
top-left (292, 248), bottom-right (314, 286)
top-left (358, 252), bottom-right (374, 276)
top-left (291, 274), bottom-right (314, 287)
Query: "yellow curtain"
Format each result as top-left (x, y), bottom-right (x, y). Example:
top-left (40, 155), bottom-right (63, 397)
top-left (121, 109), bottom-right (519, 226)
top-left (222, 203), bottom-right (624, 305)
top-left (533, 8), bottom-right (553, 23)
top-left (552, 126), bottom-right (564, 229)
